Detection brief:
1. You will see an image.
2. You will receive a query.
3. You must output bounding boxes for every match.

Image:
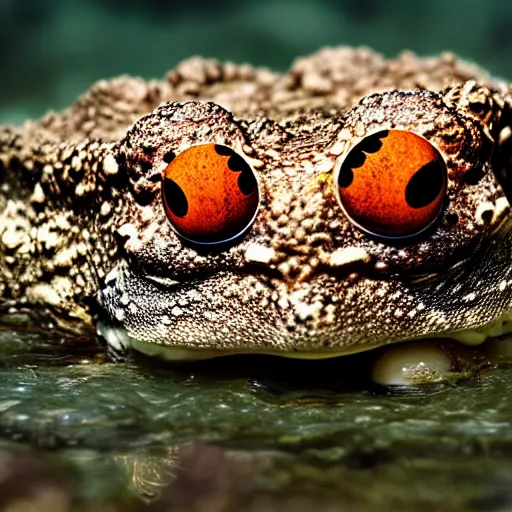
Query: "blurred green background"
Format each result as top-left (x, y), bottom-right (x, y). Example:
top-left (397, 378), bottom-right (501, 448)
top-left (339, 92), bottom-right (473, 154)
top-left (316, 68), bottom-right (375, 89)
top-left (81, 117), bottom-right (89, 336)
top-left (2, 0), bottom-right (512, 123)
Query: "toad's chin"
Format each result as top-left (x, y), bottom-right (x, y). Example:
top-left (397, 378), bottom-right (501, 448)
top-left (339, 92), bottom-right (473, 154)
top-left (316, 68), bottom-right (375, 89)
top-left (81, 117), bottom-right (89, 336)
top-left (98, 311), bottom-right (512, 357)
top-left (96, 315), bottom-right (512, 386)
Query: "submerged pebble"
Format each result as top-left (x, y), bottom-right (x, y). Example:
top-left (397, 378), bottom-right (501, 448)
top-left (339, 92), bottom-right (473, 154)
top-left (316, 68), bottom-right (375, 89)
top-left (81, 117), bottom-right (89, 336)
top-left (371, 340), bottom-right (452, 386)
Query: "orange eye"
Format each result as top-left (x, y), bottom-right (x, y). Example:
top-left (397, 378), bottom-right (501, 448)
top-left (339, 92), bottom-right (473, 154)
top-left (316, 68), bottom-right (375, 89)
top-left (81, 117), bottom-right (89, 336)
top-left (335, 130), bottom-right (447, 238)
top-left (162, 144), bottom-right (259, 244)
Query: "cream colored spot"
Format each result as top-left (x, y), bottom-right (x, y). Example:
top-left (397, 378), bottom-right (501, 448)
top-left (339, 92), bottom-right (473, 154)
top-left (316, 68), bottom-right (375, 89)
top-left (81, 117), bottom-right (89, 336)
top-left (1, 216), bottom-right (30, 250)
top-left (264, 148), bottom-right (280, 160)
top-left (71, 156), bottom-right (82, 170)
top-left (26, 283), bottom-right (62, 307)
top-left (54, 246), bottom-right (78, 267)
top-left (118, 223), bottom-right (138, 241)
top-left (75, 183), bottom-right (87, 196)
top-left (329, 140), bottom-right (346, 156)
top-left (100, 202), bottom-right (112, 217)
top-left (375, 261), bottom-right (388, 271)
top-left (493, 197), bottom-right (510, 223)
top-left (103, 153), bottom-right (119, 175)
top-left (316, 158), bottom-right (334, 173)
top-left (141, 205), bottom-right (156, 222)
top-left (294, 300), bottom-right (322, 321)
top-left (115, 308), bottom-right (126, 322)
top-left (271, 192), bottom-right (292, 216)
top-left (76, 242), bottom-right (88, 256)
top-left (37, 225), bottom-right (58, 249)
top-left (245, 243), bottom-right (276, 264)
top-left (30, 183), bottom-right (46, 204)
top-left (55, 214), bottom-right (71, 231)
top-left (326, 247), bottom-right (370, 267)
top-left (499, 126), bottom-right (512, 144)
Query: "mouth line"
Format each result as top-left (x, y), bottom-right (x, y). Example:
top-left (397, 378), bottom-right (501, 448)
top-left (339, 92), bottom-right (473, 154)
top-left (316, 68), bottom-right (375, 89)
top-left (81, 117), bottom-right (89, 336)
top-left (137, 251), bottom-right (477, 292)
top-left (138, 260), bottom-right (389, 292)
top-left (139, 264), bottom-right (281, 291)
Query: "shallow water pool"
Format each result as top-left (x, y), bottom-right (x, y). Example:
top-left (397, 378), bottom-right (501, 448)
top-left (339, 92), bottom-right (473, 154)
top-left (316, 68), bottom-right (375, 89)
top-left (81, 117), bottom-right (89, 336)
top-left (1, 327), bottom-right (512, 511)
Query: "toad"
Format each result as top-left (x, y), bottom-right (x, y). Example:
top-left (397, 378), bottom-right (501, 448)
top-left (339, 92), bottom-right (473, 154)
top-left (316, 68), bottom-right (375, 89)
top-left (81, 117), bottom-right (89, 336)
top-left (2, 47), bottom-right (512, 385)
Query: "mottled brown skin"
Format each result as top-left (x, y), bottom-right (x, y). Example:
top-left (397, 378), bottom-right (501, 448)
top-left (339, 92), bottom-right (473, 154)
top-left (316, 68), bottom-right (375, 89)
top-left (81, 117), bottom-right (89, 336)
top-left (1, 47), bottom-right (512, 359)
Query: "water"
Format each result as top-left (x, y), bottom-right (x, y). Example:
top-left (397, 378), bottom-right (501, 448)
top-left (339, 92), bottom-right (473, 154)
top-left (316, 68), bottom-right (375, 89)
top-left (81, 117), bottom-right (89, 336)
top-left (1, 327), bottom-right (512, 511)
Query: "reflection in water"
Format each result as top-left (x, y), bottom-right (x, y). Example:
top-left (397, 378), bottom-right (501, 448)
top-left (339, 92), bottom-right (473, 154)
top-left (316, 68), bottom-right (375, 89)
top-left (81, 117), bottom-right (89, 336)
top-left (4, 439), bottom-right (512, 511)
top-left (2, 330), bottom-right (512, 510)
top-left (114, 446), bottom-right (178, 501)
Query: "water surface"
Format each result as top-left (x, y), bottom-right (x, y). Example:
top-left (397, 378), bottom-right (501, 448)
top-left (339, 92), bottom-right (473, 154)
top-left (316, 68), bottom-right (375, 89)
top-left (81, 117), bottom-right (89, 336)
top-left (1, 327), bottom-right (512, 511)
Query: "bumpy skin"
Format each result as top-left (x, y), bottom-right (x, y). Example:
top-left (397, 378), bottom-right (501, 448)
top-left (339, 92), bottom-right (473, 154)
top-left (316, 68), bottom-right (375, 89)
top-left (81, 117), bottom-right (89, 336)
top-left (1, 47), bottom-right (512, 359)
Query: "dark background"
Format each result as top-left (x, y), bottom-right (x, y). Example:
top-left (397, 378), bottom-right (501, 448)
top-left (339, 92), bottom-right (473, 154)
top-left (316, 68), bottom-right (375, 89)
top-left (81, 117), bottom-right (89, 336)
top-left (2, 0), bottom-right (512, 123)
